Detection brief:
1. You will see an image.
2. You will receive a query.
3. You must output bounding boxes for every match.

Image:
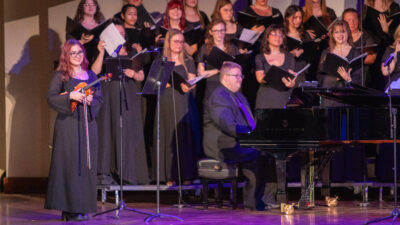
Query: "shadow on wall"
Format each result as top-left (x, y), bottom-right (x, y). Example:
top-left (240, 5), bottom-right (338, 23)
top-left (6, 29), bottom-right (62, 177)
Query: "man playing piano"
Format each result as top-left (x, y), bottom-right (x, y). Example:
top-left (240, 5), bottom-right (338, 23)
top-left (203, 61), bottom-right (272, 210)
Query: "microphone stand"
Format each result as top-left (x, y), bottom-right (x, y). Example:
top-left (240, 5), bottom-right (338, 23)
top-left (365, 59), bottom-right (399, 225)
top-left (94, 52), bottom-right (153, 219)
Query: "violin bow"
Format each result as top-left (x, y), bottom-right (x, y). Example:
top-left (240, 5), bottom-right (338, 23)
top-left (80, 73), bottom-right (112, 169)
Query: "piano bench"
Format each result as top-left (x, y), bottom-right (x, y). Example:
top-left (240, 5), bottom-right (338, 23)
top-left (198, 159), bottom-right (239, 210)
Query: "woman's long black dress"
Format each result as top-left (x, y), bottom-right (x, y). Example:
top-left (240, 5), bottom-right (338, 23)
top-left (153, 58), bottom-right (202, 182)
top-left (45, 70), bottom-right (102, 214)
top-left (97, 55), bottom-right (149, 185)
top-left (317, 47), bottom-right (366, 183)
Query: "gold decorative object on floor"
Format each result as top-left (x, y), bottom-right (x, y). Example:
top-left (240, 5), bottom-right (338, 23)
top-left (325, 196), bottom-right (339, 207)
top-left (281, 203), bottom-right (295, 215)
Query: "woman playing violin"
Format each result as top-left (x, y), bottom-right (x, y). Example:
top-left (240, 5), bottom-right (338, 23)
top-left (45, 39), bottom-right (102, 221)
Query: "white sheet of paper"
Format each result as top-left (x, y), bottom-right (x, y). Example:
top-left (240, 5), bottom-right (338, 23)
top-left (100, 23), bottom-right (126, 56)
top-left (239, 28), bottom-right (262, 45)
top-left (187, 74), bottom-right (207, 86)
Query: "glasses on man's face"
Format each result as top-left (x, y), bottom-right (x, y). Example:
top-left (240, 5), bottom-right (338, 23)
top-left (270, 32), bottom-right (283, 38)
top-left (84, 3), bottom-right (96, 7)
top-left (172, 40), bottom-right (184, 44)
top-left (226, 73), bottom-right (244, 79)
top-left (212, 29), bottom-right (226, 33)
top-left (70, 50), bottom-right (84, 58)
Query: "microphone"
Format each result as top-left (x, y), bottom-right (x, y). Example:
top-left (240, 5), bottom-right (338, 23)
top-left (384, 53), bottom-right (395, 67)
top-left (111, 44), bottom-right (123, 58)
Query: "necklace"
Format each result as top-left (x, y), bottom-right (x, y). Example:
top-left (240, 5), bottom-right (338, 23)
top-left (74, 66), bottom-right (82, 74)
top-left (254, 4), bottom-right (270, 11)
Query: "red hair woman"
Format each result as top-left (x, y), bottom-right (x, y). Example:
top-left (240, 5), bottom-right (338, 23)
top-left (45, 39), bottom-right (102, 221)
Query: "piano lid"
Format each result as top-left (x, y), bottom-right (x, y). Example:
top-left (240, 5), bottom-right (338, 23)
top-left (301, 82), bottom-right (400, 106)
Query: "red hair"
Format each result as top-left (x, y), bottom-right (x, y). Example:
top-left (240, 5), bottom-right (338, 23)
top-left (57, 39), bottom-right (89, 81)
top-left (163, 0), bottom-right (186, 31)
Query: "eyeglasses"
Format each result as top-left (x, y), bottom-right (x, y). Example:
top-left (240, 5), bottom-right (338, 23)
top-left (70, 50), bottom-right (84, 58)
top-left (270, 32), bottom-right (283, 37)
top-left (84, 3), bottom-right (96, 7)
top-left (212, 29), bottom-right (226, 33)
top-left (172, 40), bottom-right (184, 44)
top-left (225, 73), bottom-right (244, 79)
top-left (221, 8), bottom-right (233, 13)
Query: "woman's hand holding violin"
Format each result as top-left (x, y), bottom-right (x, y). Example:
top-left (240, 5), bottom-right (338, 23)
top-left (70, 91), bottom-right (93, 105)
top-left (70, 91), bottom-right (85, 103)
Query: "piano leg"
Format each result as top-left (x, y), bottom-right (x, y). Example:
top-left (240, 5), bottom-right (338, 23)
top-left (275, 159), bottom-right (287, 204)
top-left (299, 150), bottom-right (315, 209)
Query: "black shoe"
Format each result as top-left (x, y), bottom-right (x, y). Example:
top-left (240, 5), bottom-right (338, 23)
top-left (61, 211), bottom-right (89, 221)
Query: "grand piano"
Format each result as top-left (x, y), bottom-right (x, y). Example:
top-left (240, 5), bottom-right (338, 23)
top-left (238, 83), bottom-right (400, 209)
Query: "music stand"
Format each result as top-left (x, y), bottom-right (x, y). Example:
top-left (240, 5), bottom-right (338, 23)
top-left (93, 55), bottom-right (153, 219)
top-left (138, 57), bottom-right (183, 222)
top-left (365, 58), bottom-right (399, 225)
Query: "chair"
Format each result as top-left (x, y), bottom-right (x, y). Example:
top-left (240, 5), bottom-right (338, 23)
top-left (197, 159), bottom-right (239, 209)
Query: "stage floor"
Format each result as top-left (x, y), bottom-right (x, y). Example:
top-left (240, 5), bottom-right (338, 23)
top-left (1, 193), bottom-right (399, 225)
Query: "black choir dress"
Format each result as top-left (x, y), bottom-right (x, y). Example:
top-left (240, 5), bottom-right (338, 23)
top-left (255, 52), bottom-right (295, 109)
top-left (306, 8), bottom-right (337, 81)
top-left (97, 54), bottom-right (149, 185)
top-left (153, 58), bottom-right (202, 182)
top-left (185, 12), bottom-right (209, 58)
top-left (362, 2), bottom-right (400, 90)
top-left (185, 10), bottom-right (209, 29)
top-left (317, 47), bottom-right (362, 107)
top-left (317, 47), bottom-right (366, 183)
top-left (242, 6), bottom-right (284, 26)
top-left (45, 70), bottom-right (102, 214)
top-left (226, 23), bottom-right (243, 42)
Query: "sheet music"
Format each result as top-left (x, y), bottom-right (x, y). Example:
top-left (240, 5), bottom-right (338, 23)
top-left (239, 28), bottom-right (262, 45)
top-left (100, 23), bottom-right (126, 56)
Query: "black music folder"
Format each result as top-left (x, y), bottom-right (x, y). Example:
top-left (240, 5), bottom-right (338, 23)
top-left (125, 28), bottom-right (141, 46)
top-left (286, 36), bottom-right (317, 61)
top-left (264, 64), bottom-right (310, 91)
top-left (172, 70), bottom-right (206, 93)
top-left (205, 46), bottom-right (235, 69)
top-left (303, 16), bottom-right (327, 39)
top-left (184, 25), bottom-right (204, 45)
top-left (66, 17), bottom-right (111, 40)
top-left (322, 52), bottom-right (368, 78)
top-left (159, 26), bottom-right (169, 38)
top-left (237, 11), bottom-right (281, 29)
top-left (205, 46), bottom-right (251, 69)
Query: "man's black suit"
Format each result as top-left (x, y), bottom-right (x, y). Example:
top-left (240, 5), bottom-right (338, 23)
top-left (203, 84), bottom-right (260, 209)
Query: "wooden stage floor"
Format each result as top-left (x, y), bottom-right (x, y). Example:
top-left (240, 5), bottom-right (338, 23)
top-left (1, 193), bottom-right (399, 225)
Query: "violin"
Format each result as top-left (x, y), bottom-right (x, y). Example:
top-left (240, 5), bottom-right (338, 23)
top-left (61, 73), bottom-right (112, 112)
top-left (59, 73), bottom-right (112, 170)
